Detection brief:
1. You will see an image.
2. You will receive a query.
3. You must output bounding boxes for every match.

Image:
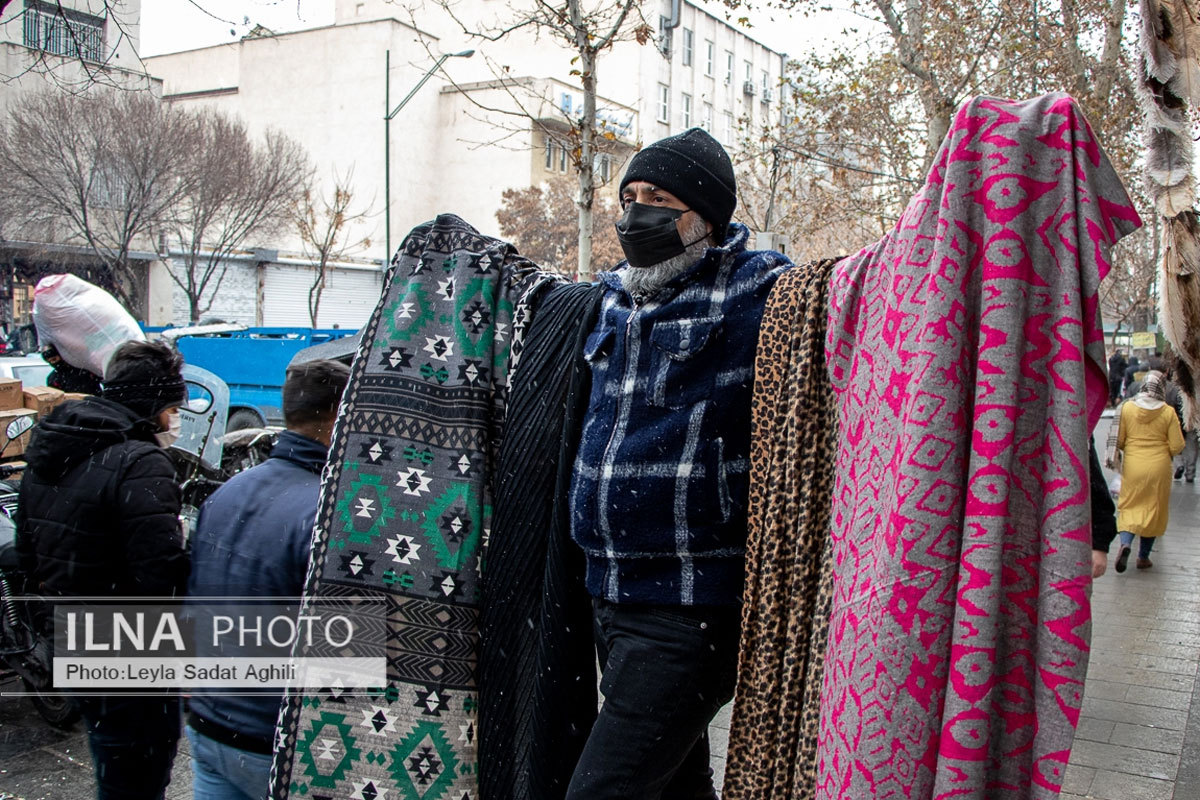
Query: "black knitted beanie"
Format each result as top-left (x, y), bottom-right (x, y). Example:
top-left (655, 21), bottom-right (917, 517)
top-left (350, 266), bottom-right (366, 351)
top-left (619, 127), bottom-right (737, 234)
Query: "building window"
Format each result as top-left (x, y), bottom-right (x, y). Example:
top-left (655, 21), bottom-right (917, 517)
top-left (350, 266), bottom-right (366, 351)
top-left (725, 51), bottom-right (734, 84)
top-left (594, 153), bottom-right (612, 183)
top-left (681, 93), bottom-right (692, 127)
top-left (658, 84), bottom-right (670, 123)
top-left (723, 111), bottom-right (734, 143)
top-left (745, 60), bottom-right (753, 83)
top-left (704, 40), bottom-right (714, 77)
top-left (545, 138), bottom-right (554, 170)
top-left (681, 28), bottom-right (693, 66)
top-left (559, 143), bottom-right (568, 173)
top-left (702, 102), bottom-right (713, 131)
top-left (22, 0), bottom-right (105, 63)
top-left (658, 15), bottom-right (672, 57)
top-left (761, 70), bottom-right (770, 91)
top-left (89, 163), bottom-right (127, 209)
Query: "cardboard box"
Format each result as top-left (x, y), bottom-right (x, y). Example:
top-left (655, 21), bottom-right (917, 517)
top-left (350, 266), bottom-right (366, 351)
top-left (0, 408), bottom-right (36, 458)
top-left (23, 385), bottom-right (64, 420)
top-left (0, 378), bottom-right (22, 411)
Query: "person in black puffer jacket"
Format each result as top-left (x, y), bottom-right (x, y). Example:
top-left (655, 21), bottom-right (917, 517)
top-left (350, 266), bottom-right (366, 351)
top-left (15, 339), bottom-right (188, 800)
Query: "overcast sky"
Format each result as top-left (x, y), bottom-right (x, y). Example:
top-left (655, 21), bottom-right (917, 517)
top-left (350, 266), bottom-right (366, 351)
top-left (139, 0), bottom-right (860, 60)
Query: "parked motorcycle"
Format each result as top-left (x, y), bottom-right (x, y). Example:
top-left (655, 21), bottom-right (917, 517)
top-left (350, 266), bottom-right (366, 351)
top-left (0, 418), bottom-right (79, 728)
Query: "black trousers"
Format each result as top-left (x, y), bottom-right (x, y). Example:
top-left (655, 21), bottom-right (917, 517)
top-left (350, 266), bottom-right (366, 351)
top-left (74, 695), bottom-right (182, 800)
top-left (565, 598), bottom-right (742, 800)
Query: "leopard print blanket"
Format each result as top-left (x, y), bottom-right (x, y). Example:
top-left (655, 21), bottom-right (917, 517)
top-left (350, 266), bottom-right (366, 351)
top-left (723, 258), bottom-right (840, 800)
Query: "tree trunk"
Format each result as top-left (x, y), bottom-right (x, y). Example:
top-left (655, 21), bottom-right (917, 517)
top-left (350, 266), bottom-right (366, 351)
top-left (109, 259), bottom-right (146, 321)
top-left (1059, 0), bottom-right (1092, 100)
top-left (1090, 0), bottom-right (1127, 108)
top-left (571, 0), bottom-right (597, 283)
top-left (309, 267), bottom-right (326, 327)
top-left (922, 93), bottom-right (955, 173)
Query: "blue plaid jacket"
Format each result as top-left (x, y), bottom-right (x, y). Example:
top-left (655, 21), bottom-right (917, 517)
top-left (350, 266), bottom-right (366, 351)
top-left (569, 223), bottom-right (790, 605)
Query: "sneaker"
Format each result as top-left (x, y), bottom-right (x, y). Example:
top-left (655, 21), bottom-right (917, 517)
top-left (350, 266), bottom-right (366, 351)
top-left (1116, 546), bottom-right (1131, 573)
top-left (1175, 466), bottom-right (1185, 480)
top-left (1137, 557), bottom-right (1154, 570)
top-left (1188, 478), bottom-right (1195, 484)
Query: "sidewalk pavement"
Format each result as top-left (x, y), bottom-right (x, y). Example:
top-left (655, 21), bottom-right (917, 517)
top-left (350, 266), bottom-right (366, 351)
top-left (709, 413), bottom-right (1200, 799)
top-left (1059, 414), bottom-right (1200, 800)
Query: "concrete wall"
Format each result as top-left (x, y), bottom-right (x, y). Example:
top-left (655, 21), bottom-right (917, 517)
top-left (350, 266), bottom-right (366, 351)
top-left (146, 15), bottom-right (648, 261)
top-left (145, 260), bottom-right (174, 326)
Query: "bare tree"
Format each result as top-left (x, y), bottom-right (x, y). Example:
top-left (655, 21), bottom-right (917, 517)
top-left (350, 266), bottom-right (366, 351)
top-left (1100, 222), bottom-right (1160, 345)
top-left (295, 169), bottom-right (374, 326)
top-left (417, 0), bottom-right (651, 281)
top-left (750, 0), bottom-right (1134, 171)
top-left (496, 176), bottom-right (624, 277)
top-left (739, 0), bottom-right (1145, 285)
top-left (165, 111), bottom-right (311, 323)
top-left (0, 88), bottom-right (198, 313)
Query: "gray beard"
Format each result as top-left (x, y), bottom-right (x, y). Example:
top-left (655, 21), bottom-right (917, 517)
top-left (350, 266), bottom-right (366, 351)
top-left (620, 216), bottom-right (713, 298)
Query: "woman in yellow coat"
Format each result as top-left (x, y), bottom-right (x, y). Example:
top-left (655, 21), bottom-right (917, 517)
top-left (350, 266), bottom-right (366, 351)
top-left (1114, 371), bottom-right (1185, 571)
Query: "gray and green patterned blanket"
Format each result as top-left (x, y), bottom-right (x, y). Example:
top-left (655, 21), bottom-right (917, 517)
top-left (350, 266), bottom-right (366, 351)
top-left (269, 214), bottom-right (561, 800)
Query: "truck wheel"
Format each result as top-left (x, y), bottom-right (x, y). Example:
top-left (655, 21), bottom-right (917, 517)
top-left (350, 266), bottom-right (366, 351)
top-left (227, 409), bottom-right (264, 432)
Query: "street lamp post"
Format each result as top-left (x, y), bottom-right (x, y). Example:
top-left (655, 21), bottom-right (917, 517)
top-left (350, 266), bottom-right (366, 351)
top-left (384, 49), bottom-right (475, 263)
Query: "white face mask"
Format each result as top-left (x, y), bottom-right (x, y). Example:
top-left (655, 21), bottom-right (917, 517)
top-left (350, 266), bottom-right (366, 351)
top-left (155, 411), bottom-right (182, 449)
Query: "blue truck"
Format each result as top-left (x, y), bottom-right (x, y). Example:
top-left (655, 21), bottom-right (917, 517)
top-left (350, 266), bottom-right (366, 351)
top-left (152, 325), bottom-right (359, 430)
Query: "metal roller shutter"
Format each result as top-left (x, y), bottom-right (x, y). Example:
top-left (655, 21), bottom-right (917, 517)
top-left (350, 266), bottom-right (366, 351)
top-left (317, 267), bottom-right (383, 328)
top-left (262, 264), bottom-right (382, 328)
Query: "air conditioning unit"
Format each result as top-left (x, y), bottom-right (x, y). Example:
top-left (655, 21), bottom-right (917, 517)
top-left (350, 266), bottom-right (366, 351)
top-left (743, 80), bottom-right (756, 96)
top-left (761, 87), bottom-right (773, 103)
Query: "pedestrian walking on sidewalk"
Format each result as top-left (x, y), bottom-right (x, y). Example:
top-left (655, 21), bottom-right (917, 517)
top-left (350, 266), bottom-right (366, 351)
top-left (1109, 349), bottom-right (1127, 407)
top-left (1113, 371), bottom-right (1185, 572)
top-left (1162, 368), bottom-right (1198, 483)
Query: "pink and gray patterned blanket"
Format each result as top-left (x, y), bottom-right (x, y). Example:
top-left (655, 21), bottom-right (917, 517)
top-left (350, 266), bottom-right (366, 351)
top-left (820, 94), bottom-right (1141, 799)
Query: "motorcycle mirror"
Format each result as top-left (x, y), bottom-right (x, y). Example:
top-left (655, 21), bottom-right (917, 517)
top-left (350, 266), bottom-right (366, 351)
top-left (6, 415), bottom-right (33, 441)
top-left (184, 382), bottom-right (214, 414)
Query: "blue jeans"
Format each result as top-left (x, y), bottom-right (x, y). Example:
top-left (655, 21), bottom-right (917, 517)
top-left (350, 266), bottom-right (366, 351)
top-left (187, 724), bottom-right (274, 800)
top-left (565, 598), bottom-right (742, 800)
top-left (1119, 530), bottom-right (1156, 559)
top-left (74, 695), bottom-right (181, 800)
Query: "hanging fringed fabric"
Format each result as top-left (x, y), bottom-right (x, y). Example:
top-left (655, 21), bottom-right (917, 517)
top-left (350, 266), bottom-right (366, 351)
top-left (1139, 0), bottom-right (1200, 427)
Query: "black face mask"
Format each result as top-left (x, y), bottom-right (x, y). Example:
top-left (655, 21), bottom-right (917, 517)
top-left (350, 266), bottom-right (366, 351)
top-left (614, 203), bottom-right (690, 268)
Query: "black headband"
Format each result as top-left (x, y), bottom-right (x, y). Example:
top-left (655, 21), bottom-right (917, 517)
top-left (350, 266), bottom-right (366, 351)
top-left (101, 377), bottom-right (188, 420)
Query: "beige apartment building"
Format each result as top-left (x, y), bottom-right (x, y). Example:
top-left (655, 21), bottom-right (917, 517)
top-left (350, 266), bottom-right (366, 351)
top-left (143, 0), bottom-right (787, 326)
